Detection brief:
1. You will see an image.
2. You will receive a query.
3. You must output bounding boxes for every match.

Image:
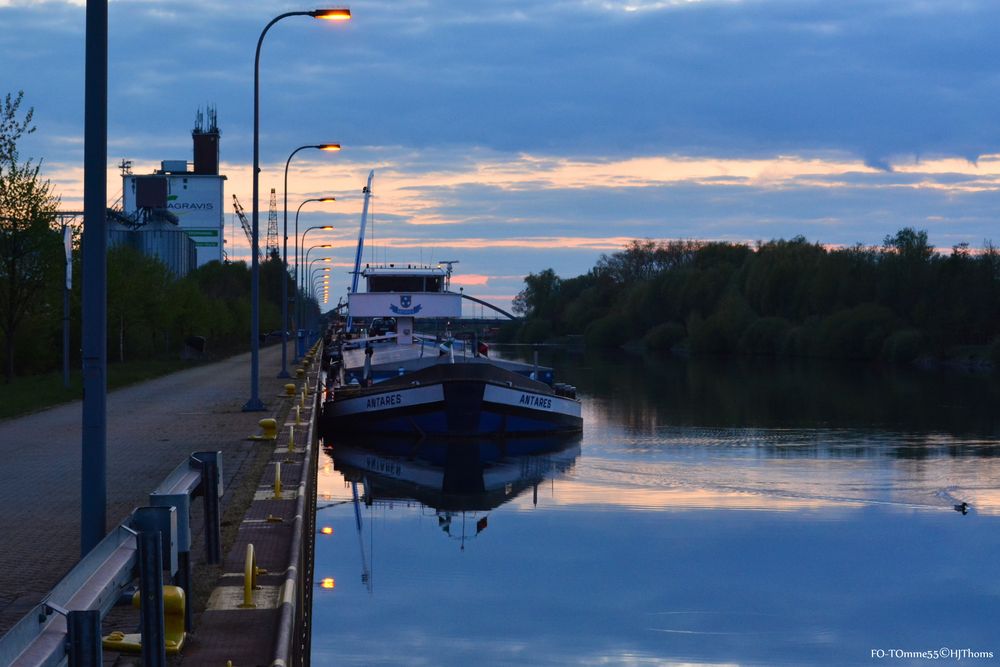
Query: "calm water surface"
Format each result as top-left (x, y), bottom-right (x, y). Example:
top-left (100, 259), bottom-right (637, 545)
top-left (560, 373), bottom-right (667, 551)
top-left (311, 352), bottom-right (1000, 666)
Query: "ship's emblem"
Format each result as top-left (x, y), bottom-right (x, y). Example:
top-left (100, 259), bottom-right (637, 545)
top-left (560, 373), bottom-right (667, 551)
top-left (389, 295), bottom-right (422, 315)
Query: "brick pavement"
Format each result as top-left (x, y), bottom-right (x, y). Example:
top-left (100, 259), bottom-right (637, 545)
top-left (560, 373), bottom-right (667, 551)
top-left (0, 342), bottom-right (296, 642)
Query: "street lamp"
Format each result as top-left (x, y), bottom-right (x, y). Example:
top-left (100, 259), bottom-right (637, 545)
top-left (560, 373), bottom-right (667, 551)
top-left (245, 7), bottom-right (351, 411)
top-left (305, 258), bottom-right (332, 328)
top-left (294, 207), bottom-right (335, 359)
top-left (306, 266), bottom-right (332, 333)
top-left (312, 269), bottom-right (332, 297)
top-left (308, 257), bottom-right (333, 281)
top-left (298, 222), bottom-right (335, 289)
top-left (305, 247), bottom-right (333, 281)
top-left (280, 148), bottom-right (339, 377)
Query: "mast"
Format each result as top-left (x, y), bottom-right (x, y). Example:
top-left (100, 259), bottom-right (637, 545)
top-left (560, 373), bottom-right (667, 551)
top-left (346, 169), bottom-right (374, 332)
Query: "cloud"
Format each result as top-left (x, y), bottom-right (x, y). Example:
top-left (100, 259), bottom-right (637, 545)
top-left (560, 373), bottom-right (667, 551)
top-left (10, 0), bottom-right (1000, 313)
top-left (11, 0), bottom-right (1000, 165)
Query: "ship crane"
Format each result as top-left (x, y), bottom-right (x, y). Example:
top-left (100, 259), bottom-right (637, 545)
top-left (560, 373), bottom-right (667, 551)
top-left (346, 170), bottom-right (375, 332)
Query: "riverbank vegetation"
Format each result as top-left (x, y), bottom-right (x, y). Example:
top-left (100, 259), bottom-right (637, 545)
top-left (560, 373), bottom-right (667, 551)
top-left (1, 90), bottom-right (317, 383)
top-left (507, 230), bottom-right (1000, 366)
top-left (5, 240), bottom-right (308, 381)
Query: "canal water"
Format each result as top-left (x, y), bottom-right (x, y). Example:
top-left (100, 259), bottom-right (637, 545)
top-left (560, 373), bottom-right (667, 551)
top-left (311, 350), bottom-right (1000, 666)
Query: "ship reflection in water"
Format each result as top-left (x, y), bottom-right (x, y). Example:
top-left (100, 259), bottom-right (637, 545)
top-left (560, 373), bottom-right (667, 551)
top-left (327, 436), bottom-right (580, 549)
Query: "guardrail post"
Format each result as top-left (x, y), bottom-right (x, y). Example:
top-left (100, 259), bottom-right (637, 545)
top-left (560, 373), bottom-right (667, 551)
top-left (137, 527), bottom-right (166, 667)
top-left (149, 491), bottom-right (191, 631)
top-left (175, 549), bottom-right (192, 632)
top-left (67, 609), bottom-right (102, 666)
top-left (193, 452), bottom-right (223, 564)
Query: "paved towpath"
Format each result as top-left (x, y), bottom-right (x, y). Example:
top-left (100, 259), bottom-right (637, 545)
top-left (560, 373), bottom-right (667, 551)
top-left (0, 344), bottom-right (290, 636)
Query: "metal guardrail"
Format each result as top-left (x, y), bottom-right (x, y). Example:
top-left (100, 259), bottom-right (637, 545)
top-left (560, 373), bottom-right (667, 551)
top-left (272, 345), bottom-right (321, 667)
top-left (0, 451), bottom-right (222, 667)
top-left (150, 450), bottom-right (224, 633)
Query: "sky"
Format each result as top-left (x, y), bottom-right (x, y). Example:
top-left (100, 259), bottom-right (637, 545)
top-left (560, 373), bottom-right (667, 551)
top-left (4, 0), bottom-right (1000, 311)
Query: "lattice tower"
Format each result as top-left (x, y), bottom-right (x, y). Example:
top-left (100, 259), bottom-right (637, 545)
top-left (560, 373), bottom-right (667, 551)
top-left (265, 187), bottom-right (279, 259)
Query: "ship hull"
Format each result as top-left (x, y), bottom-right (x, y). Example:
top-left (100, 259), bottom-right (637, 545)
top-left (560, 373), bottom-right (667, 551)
top-left (321, 362), bottom-right (582, 439)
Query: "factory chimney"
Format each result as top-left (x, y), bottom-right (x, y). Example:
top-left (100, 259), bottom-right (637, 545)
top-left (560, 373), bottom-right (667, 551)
top-left (192, 106), bottom-right (220, 175)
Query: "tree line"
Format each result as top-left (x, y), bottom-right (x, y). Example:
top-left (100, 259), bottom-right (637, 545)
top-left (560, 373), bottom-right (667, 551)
top-left (0, 91), bottom-right (318, 381)
top-left (508, 230), bottom-right (1000, 365)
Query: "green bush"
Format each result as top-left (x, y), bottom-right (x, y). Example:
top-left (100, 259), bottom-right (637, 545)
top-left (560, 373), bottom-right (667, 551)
top-left (814, 303), bottom-right (897, 359)
top-left (584, 315), bottom-right (624, 349)
top-left (688, 293), bottom-right (755, 354)
top-left (517, 318), bottom-right (553, 344)
top-left (643, 322), bottom-right (686, 351)
top-left (739, 317), bottom-right (793, 356)
top-left (494, 320), bottom-right (520, 344)
top-left (990, 338), bottom-right (1000, 372)
top-left (882, 328), bottom-right (924, 364)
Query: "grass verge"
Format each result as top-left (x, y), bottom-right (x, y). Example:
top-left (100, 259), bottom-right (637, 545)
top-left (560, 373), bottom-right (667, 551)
top-left (0, 357), bottom-right (234, 421)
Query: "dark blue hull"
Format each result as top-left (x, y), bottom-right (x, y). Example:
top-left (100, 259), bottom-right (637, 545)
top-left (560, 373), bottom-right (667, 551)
top-left (321, 362), bottom-right (582, 440)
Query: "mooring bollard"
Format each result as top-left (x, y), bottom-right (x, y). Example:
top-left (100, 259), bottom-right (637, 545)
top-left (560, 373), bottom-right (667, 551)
top-left (284, 383), bottom-right (295, 396)
top-left (102, 586), bottom-right (186, 656)
top-left (238, 544), bottom-right (266, 609)
top-left (296, 367), bottom-right (304, 379)
top-left (258, 418), bottom-right (277, 440)
top-left (273, 462), bottom-right (282, 499)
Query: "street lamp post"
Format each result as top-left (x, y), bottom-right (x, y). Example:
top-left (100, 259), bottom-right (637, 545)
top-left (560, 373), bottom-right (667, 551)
top-left (315, 282), bottom-right (330, 314)
top-left (304, 247), bottom-right (333, 278)
top-left (309, 266), bottom-right (330, 298)
top-left (294, 210), bottom-right (335, 360)
top-left (279, 146), bottom-right (339, 377)
top-left (245, 7), bottom-right (351, 411)
top-left (298, 223), bottom-right (334, 294)
top-left (81, 0), bottom-right (108, 555)
top-left (309, 266), bottom-right (332, 336)
top-left (303, 258), bottom-right (332, 336)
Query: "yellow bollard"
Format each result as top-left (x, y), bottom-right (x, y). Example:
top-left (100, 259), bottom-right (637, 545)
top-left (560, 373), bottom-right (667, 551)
top-left (296, 367), bottom-right (304, 379)
top-left (273, 462), bottom-right (282, 499)
top-left (295, 405), bottom-right (301, 426)
top-left (300, 390), bottom-right (305, 409)
top-left (102, 586), bottom-right (187, 654)
top-left (238, 543), bottom-right (267, 608)
top-left (259, 418), bottom-right (277, 440)
top-left (288, 425), bottom-right (295, 452)
top-left (284, 383), bottom-right (295, 396)
top-left (303, 382), bottom-right (309, 398)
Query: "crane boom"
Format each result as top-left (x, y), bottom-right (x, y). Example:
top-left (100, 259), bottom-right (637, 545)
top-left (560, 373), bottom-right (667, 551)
top-left (232, 194), bottom-right (262, 261)
top-left (346, 170), bottom-right (374, 332)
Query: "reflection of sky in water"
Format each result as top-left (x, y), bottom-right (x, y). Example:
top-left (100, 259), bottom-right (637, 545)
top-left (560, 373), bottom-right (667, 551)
top-left (312, 358), bottom-right (1000, 665)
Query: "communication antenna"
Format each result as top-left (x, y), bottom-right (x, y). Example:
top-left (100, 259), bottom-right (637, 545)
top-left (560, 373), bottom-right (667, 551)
top-left (438, 260), bottom-right (459, 290)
